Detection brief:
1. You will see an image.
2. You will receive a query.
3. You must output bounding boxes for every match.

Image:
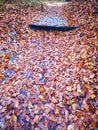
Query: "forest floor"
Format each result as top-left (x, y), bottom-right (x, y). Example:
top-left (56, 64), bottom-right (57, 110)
top-left (0, 1), bottom-right (98, 130)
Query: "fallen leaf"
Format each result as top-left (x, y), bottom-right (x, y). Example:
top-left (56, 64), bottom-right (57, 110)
top-left (38, 94), bottom-right (44, 100)
top-left (91, 94), bottom-right (96, 99)
top-left (28, 102), bottom-right (33, 109)
top-left (51, 97), bottom-right (58, 103)
top-left (14, 100), bottom-right (19, 108)
top-left (85, 84), bottom-right (90, 89)
top-left (12, 115), bottom-right (17, 122)
top-left (90, 73), bottom-right (95, 78)
top-left (0, 73), bottom-right (3, 80)
top-left (81, 50), bottom-right (87, 58)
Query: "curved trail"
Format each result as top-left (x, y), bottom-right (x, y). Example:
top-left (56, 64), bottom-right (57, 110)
top-left (0, 1), bottom-right (97, 129)
top-left (30, 2), bottom-right (69, 27)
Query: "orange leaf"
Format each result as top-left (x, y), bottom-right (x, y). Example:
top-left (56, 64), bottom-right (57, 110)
top-left (85, 84), bottom-right (90, 89)
top-left (14, 100), bottom-right (19, 108)
top-left (51, 97), bottom-right (58, 103)
top-left (0, 73), bottom-right (3, 80)
top-left (12, 115), bottom-right (17, 122)
top-left (38, 94), bottom-right (44, 100)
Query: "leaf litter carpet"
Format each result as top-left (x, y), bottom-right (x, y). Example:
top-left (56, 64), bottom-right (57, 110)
top-left (0, 1), bottom-right (98, 130)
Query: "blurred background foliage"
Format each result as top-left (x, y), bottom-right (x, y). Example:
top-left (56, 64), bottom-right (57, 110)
top-left (0, 0), bottom-right (87, 4)
top-left (0, 0), bottom-right (88, 9)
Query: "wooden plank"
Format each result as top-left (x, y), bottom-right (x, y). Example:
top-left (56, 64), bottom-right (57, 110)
top-left (29, 24), bottom-right (78, 31)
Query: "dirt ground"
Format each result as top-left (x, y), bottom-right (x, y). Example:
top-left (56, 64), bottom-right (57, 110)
top-left (0, 1), bottom-right (98, 129)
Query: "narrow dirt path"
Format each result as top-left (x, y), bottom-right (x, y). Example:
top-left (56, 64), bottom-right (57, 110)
top-left (0, 1), bottom-right (97, 129)
top-left (30, 1), bottom-right (69, 27)
top-left (43, 1), bottom-right (66, 13)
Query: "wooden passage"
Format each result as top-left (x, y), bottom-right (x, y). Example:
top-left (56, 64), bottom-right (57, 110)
top-left (29, 24), bottom-right (78, 32)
